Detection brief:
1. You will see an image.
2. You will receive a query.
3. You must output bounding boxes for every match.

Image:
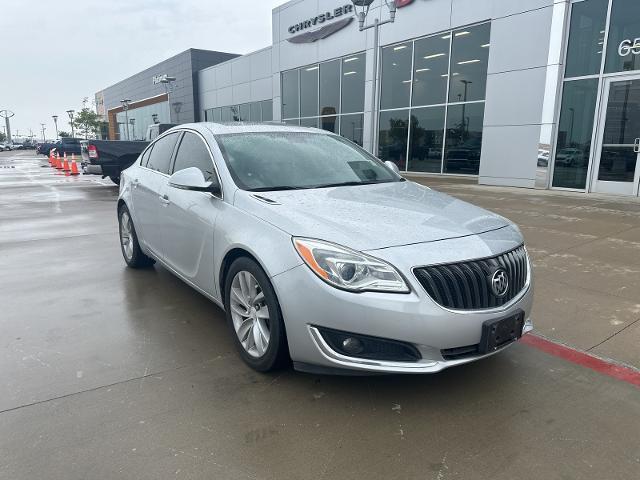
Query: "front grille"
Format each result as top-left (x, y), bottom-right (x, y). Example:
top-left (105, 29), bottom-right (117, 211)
top-left (413, 245), bottom-right (529, 310)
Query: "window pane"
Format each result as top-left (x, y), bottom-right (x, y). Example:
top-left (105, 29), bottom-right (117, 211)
top-left (412, 35), bottom-right (450, 106)
top-left (261, 100), bottom-right (273, 121)
top-left (381, 44), bottom-right (412, 110)
top-left (239, 103), bottom-right (251, 122)
top-left (147, 132), bottom-right (179, 174)
top-left (204, 109), bottom-right (211, 121)
top-left (284, 118), bottom-right (300, 126)
top-left (282, 70), bottom-right (299, 119)
top-left (213, 108), bottom-right (222, 122)
top-left (220, 106), bottom-right (233, 122)
top-left (408, 106), bottom-right (445, 173)
top-left (378, 109), bottom-right (409, 170)
top-left (251, 102), bottom-right (261, 121)
top-left (320, 116), bottom-right (339, 134)
top-left (444, 103), bottom-right (484, 174)
top-left (341, 53), bottom-right (366, 113)
top-left (300, 66), bottom-right (319, 117)
top-left (300, 117), bottom-right (319, 128)
top-left (340, 114), bottom-right (363, 146)
top-left (320, 60), bottom-right (340, 116)
top-left (172, 132), bottom-right (216, 182)
top-left (231, 105), bottom-right (241, 121)
top-left (605, 0), bottom-right (640, 73)
top-left (449, 24), bottom-right (491, 103)
top-left (565, 0), bottom-right (608, 78)
top-left (552, 79), bottom-right (598, 189)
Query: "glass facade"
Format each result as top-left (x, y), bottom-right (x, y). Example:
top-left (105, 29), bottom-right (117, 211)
top-left (378, 23), bottom-right (490, 174)
top-left (205, 100), bottom-right (273, 123)
top-left (281, 53), bottom-right (366, 146)
top-left (116, 101), bottom-right (170, 141)
top-left (553, 0), bottom-right (640, 191)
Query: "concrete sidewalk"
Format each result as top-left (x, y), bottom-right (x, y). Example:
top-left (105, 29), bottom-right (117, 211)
top-left (409, 175), bottom-right (640, 370)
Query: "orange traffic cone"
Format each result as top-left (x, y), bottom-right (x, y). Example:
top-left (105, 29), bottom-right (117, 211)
top-left (55, 154), bottom-right (63, 170)
top-left (63, 153), bottom-right (71, 173)
top-left (49, 150), bottom-right (56, 167)
top-left (70, 159), bottom-right (80, 176)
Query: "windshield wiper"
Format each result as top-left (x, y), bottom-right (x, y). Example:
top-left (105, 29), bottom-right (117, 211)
top-left (314, 180), bottom-right (395, 189)
top-left (248, 185), bottom-right (309, 192)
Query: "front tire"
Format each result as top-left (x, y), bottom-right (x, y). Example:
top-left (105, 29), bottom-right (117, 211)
top-left (224, 257), bottom-right (289, 372)
top-left (118, 205), bottom-right (154, 268)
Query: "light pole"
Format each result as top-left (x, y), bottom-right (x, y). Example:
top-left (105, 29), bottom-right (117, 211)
top-left (351, 0), bottom-right (398, 154)
top-left (40, 124), bottom-right (46, 141)
top-left (159, 76), bottom-right (176, 121)
top-left (120, 99), bottom-right (131, 140)
top-left (52, 115), bottom-right (59, 139)
top-left (129, 118), bottom-right (136, 140)
top-left (66, 110), bottom-right (75, 137)
top-left (0, 110), bottom-right (15, 144)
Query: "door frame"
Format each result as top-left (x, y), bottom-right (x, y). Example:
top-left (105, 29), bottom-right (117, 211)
top-left (590, 72), bottom-right (640, 196)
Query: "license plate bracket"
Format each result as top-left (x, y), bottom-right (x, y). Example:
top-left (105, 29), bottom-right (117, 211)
top-left (479, 311), bottom-right (525, 354)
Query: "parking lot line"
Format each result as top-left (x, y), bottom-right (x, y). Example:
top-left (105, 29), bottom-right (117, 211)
top-left (522, 333), bottom-right (640, 388)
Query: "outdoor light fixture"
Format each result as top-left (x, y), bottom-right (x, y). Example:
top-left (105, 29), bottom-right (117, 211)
top-left (120, 100), bottom-right (132, 140)
top-left (350, 0), bottom-right (399, 151)
top-left (66, 109), bottom-right (75, 138)
top-left (52, 115), bottom-right (59, 139)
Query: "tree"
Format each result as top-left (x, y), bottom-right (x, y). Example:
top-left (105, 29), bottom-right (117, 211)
top-left (58, 131), bottom-right (71, 138)
top-left (71, 107), bottom-right (103, 139)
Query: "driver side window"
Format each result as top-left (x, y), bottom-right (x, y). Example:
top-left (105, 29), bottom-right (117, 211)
top-left (171, 132), bottom-right (216, 183)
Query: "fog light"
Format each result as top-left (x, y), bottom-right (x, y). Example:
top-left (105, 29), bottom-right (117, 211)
top-left (342, 337), bottom-right (364, 355)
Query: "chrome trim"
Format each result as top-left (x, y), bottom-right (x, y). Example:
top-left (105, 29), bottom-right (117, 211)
top-left (411, 246), bottom-right (532, 315)
top-left (308, 322), bottom-right (534, 373)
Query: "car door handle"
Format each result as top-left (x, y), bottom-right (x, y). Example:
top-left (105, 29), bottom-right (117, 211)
top-left (159, 194), bottom-right (170, 205)
top-left (132, 179), bottom-right (139, 188)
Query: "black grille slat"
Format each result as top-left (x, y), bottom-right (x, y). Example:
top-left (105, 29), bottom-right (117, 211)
top-left (414, 245), bottom-right (528, 310)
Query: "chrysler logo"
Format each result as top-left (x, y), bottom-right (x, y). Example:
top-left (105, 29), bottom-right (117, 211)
top-left (490, 269), bottom-right (509, 297)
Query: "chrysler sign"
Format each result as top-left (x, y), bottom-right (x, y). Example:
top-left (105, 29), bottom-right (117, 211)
top-left (287, 4), bottom-right (354, 43)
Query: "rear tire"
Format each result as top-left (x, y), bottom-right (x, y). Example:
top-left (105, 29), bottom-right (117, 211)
top-left (224, 257), bottom-right (289, 372)
top-left (118, 205), bottom-right (154, 268)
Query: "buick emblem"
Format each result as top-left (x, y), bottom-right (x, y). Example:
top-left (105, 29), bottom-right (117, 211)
top-left (490, 268), bottom-right (509, 297)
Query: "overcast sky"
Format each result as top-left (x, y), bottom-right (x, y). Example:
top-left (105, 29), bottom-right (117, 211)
top-left (2, 0), bottom-right (284, 139)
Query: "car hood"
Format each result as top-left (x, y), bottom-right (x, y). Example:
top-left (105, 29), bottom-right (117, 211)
top-left (233, 181), bottom-right (511, 251)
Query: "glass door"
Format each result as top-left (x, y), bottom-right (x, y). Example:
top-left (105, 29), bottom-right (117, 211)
top-left (591, 75), bottom-right (640, 196)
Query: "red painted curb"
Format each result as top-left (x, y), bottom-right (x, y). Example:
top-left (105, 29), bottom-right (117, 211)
top-left (521, 334), bottom-right (640, 388)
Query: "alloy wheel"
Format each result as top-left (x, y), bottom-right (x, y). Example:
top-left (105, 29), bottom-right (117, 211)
top-left (120, 211), bottom-right (134, 261)
top-left (229, 271), bottom-right (271, 358)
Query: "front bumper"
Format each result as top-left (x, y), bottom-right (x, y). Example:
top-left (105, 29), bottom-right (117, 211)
top-left (271, 231), bottom-right (534, 374)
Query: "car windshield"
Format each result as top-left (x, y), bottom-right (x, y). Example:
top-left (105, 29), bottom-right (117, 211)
top-left (215, 132), bottom-right (402, 191)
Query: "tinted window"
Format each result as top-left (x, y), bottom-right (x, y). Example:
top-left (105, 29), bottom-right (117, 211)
top-left (449, 24), bottom-right (491, 103)
top-left (340, 114), bottom-right (363, 146)
top-left (217, 133), bottom-right (399, 191)
top-left (444, 103), bottom-right (485, 174)
top-left (320, 59), bottom-right (340, 116)
top-left (172, 132), bottom-right (216, 183)
top-left (251, 102), bottom-right (261, 121)
top-left (408, 106), bottom-right (445, 173)
top-left (282, 70), bottom-right (299, 119)
top-left (605, 0), bottom-right (640, 73)
top-left (341, 53), bottom-right (366, 113)
top-left (378, 109), bottom-right (409, 170)
top-left (239, 103), bottom-right (251, 122)
top-left (552, 79), bottom-right (598, 189)
top-left (261, 100), bottom-right (273, 121)
top-left (412, 35), bottom-right (450, 106)
top-left (300, 117), bottom-right (319, 128)
top-left (300, 66), bottom-right (319, 118)
top-left (140, 144), bottom-right (154, 167)
top-left (381, 43), bottom-right (412, 110)
top-left (565, 0), bottom-right (608, 78)
top-left (147, 132), bottom-right (179, 174)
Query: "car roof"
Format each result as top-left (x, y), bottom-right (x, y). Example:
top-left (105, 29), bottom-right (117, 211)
top-left (176, 122), bottom-right (332, 136)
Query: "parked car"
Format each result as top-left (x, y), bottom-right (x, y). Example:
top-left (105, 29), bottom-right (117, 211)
top-left (117, 123), bottom-right (533, 374)
top-left (555, 148), bottom-right (583, 167)
top-left (53, 137), bottom-right (82, 157)
top-left (81, 123), bottom-right (175, 185)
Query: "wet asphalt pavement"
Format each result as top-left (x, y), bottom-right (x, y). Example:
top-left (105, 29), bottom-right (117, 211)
top-left (1, 151), bottom-right (639, 480)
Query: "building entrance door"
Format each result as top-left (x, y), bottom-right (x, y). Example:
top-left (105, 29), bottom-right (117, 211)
top-left (591, 75), bottom-right (640, 196)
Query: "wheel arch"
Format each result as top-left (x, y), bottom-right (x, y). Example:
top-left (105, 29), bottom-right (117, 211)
top-left (218, 247), bottom-right (265, 302)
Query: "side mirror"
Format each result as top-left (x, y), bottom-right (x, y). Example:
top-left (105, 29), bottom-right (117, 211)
top-left (169, 167), bottom-right (220, 195)
top-left (385, 160), bottom-right (400, 174)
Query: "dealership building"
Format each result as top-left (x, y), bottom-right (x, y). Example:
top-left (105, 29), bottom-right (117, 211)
top-left (97, 0), bottom-right (640, 196)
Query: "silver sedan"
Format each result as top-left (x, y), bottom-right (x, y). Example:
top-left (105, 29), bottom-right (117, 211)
top-left (117, 123), bottom-right (533, 374)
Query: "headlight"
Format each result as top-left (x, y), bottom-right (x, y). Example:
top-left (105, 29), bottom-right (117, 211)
top-left (292, 238), bottom-right (410, 293)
